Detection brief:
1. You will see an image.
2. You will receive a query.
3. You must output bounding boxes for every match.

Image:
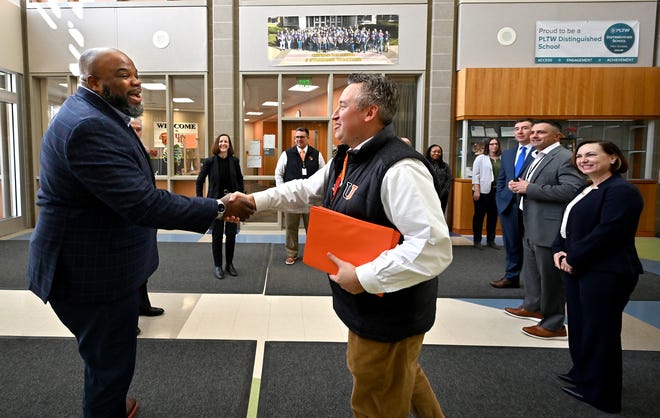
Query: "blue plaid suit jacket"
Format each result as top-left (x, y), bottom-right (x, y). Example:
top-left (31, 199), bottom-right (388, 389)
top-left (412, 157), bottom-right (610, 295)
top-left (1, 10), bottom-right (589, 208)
top-left (28, 87), bottom-right (217, 304)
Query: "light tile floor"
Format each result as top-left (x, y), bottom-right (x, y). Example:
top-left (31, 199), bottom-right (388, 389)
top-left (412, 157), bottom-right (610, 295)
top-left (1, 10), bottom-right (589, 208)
top-left (2, 229), bottom-right (659, 416)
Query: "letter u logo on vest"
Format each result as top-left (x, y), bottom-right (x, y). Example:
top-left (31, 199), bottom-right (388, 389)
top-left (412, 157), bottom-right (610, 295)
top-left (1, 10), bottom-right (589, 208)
top-left (342, 182), bottom-right (359, 200)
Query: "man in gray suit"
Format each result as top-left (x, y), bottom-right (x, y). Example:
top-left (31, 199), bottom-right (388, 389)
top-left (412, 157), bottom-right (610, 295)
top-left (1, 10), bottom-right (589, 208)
top-left (504, 120), bottom-right (584, 339)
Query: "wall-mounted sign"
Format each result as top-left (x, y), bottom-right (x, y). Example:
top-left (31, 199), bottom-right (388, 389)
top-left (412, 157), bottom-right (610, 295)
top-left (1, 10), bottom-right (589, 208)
top-left (154, 122), bottom-right (198, 148)
top-left (535, 21), bottom-right (639, 64)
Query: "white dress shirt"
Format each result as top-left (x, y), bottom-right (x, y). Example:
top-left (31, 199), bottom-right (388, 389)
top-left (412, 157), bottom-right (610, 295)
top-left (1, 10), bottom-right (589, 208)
top-left (254, 143), bottom-right (452, 295)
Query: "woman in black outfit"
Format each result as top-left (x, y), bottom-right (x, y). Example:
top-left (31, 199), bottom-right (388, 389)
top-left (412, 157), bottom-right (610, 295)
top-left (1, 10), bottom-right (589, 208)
top-left (424, 144), bottom-right (452, 213)
top-left (552, 141), bottom-right (643, 413)
top-left (196, 133), bottom-right (244, 280)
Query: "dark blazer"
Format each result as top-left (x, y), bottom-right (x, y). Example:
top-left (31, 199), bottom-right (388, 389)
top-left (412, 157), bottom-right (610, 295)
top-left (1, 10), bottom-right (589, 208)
top-left (496, 146), bottom-right (532, 214)
top-left (28, 87), bottom-right (218, 304)
top-left (522, 145), bottom-right (585, 247)
top-left (552, 174), bottom-right (643, 275)
top-left (195, 155), bottom-right (244, 198)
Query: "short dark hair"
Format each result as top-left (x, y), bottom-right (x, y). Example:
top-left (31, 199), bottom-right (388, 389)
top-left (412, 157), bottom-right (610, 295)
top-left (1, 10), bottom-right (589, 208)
top-left (515, 118), bottom-right (534, 126)
top-left (346, 73), bottom-right (399, 125)
top-left (295, 127), bottom-right (309, 136)
top-left (532, 119), bottom-right (562, 133)
top-left (574, 140), bottom-right (629, 174)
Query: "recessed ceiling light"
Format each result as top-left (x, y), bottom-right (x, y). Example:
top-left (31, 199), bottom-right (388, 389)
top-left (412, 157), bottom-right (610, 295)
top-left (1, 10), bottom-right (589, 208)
top-left (173, 97), bottom-right (194, 103)
top-left (142, 83), bottom-right (167, 90)
top-left (262, 101), bottom-right (279, 107)
top-left (288, 84), bottom-right (319, 92)
top-left (246, 111), bottom-right (263, 116)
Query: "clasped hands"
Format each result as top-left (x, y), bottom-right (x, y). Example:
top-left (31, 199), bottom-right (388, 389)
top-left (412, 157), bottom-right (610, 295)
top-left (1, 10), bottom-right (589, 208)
top-left (508, 178), bottom-right (529, 194)
top-left (553, 251), bottom-right (574, 274)
top-left (219, 192), bottom-right (256, 223)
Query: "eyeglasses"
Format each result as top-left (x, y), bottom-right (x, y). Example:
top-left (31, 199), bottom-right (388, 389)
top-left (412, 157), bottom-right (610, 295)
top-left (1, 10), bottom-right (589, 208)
top-left (295, 136), bottom-right (308, 139)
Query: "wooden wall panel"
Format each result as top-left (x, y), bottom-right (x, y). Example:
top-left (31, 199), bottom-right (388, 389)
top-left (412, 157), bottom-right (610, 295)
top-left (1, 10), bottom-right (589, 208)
top-left (455, 67), bottom-right (660, 119)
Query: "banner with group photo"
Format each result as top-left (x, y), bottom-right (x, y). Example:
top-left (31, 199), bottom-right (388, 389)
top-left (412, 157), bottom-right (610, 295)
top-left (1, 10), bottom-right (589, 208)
top-left (535, 20), bottom-right (639, 64)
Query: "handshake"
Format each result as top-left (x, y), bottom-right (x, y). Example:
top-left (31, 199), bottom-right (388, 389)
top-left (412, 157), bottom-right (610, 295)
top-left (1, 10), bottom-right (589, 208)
top-left (218, 192), bottom-right (257, 223)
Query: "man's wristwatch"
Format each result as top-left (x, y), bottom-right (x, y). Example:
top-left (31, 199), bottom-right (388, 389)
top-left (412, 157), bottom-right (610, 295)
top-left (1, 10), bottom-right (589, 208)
top-left (217, 200), bottom-right (226, 218)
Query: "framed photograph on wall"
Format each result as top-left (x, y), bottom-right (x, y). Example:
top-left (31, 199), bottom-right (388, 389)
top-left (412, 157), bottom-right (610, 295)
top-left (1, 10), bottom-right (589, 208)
top-left (267, 15), bottom-right (399, 66)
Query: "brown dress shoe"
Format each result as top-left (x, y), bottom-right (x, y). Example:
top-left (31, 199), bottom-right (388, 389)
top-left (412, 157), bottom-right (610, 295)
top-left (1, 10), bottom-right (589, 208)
top-left (126, 398), bottom-right (139, 418)
top-left (504, 307), bottom-right (543, 322)
top-left (490, 278), bottom-right (520, 289)
top-left (522, 325), bottom-right (567, 340)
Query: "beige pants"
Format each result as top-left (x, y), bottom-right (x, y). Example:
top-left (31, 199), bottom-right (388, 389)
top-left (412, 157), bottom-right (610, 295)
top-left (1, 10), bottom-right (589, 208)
top-left (347, 330), bottom-right (445, 418)
top-left (284, 212), bottom-right (310, 258)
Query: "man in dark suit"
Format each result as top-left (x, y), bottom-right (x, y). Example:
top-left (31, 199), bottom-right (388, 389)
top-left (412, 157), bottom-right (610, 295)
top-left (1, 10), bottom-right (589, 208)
top-left (27, 48), bottom-right (254, 418)
top-left (491, 118), bottom-right (534, 288)
top-left (504, 120), bottom-right (584, 339)
top-left (274, 127), bottom-right (325, 265)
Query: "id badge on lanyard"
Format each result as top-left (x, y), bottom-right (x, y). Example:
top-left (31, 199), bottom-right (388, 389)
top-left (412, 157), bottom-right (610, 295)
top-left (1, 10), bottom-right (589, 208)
top-left (302, 167), bottom-right (307, 176)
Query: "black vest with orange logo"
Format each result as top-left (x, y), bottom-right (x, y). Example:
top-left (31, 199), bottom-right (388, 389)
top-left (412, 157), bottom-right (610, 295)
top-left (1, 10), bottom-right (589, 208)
top-left (322, 124), bottom-right (440, 342)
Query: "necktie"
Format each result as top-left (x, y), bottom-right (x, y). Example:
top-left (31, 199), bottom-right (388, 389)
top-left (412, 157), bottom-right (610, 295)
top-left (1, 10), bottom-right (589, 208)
top-left (300, 149), bottom-right (306, 162)
top-left (514, 146), bottom-right (526, 178)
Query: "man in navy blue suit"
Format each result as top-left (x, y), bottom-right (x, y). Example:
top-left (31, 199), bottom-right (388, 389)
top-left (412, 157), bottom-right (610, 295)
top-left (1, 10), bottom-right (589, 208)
top-left (27, 48), bottom-right (254, 417)
top-left (491, 118), bottom-right (534, 288)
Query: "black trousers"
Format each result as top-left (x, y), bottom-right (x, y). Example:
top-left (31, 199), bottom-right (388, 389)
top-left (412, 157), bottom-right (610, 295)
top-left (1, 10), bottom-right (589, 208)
top-left (472, 190), bottom-right (498, 244)
top-left (211, 219), bottom-right (238, 267)
top-left (50, 289), bottom-right (140, 418)
top-left (563, 270), bottom-right (638, 411)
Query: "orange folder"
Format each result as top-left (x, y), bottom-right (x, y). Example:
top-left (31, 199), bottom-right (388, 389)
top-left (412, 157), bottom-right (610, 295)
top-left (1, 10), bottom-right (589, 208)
top-left (303, 206), bottom-right (401, 275)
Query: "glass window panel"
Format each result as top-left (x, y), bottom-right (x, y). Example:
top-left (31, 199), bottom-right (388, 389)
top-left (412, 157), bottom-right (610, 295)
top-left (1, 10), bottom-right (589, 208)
top-left (242, 75), bottom-right (279, 177)
top-left (0, 71), bottom-right (8, 92)
top-left (282, 74), bottom-right (328, 118)
top-left (140, 76), bottom-right (167, 175)
top-left (456, 119), bottom-right (655, 180)
top-left (0, 100), bottom-right (21, 220)
top-left (172, 75), bottom-right (205, 176)
top-left (46, 77), bottom-right (69, 122)
top-left (389, 75), bottom-right (417, 143)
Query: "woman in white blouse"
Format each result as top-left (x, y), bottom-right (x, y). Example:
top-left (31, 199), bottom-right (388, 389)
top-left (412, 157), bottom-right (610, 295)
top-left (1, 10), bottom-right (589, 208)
top-left (471, 138), bottom-right (501, 249)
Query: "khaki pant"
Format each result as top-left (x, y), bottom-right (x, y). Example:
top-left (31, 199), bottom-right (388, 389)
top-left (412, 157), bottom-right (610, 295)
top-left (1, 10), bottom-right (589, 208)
top-left (347, 330), bottom-right (445, 418)
top-left (284, 212), bottom-right (310, 258)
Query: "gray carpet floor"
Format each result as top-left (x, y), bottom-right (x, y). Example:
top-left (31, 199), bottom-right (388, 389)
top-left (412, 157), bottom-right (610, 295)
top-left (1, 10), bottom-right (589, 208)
top-left (2, 240), bottom-right (659, 300)
top-left (0, 336), bottom-right (255, 417)
top-left (259, 342), bottom-right (660, 418)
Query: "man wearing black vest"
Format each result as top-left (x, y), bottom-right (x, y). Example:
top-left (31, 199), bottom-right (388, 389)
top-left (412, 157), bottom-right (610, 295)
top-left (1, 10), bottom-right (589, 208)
top-left (275, 127), bottom-right (325, 265)
top-left (234, 74), bottom-right (452, 417)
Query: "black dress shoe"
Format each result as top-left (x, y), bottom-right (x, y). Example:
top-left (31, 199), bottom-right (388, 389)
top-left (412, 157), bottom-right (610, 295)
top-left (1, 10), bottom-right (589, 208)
top-left (214, 266), bottom-right (225, 280)
top-left (487, 241), bottom-right (500, 250)
top-left (561, 386), bottom-right (584, 401)
top-left (562, 386), bottom-right (620, 414)
top-left (139, 306), bottom-right (165, 317)
top-left (558, 374), bottom-right (575, 384)
top-left (225, 264), bottom-right (238, 276)
top-left (490, 278), bottom-right (520, 289)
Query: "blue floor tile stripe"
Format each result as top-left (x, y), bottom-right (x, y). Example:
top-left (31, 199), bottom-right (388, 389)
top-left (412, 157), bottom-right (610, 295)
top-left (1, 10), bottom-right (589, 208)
top-left (460, 298), bottom-right (660, 330)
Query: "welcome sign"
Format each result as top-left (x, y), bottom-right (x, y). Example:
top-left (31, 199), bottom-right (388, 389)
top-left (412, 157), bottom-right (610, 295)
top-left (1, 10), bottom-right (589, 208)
top-left (535, 21), bottom-right (639, 64)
